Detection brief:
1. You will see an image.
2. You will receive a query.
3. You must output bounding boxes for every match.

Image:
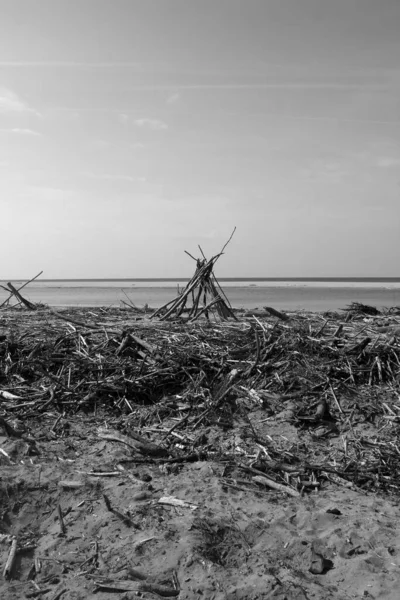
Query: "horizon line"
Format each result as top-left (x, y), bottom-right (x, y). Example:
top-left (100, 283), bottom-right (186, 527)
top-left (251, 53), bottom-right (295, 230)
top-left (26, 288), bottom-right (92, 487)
top-left (2, 277), bottom-right (400, 282)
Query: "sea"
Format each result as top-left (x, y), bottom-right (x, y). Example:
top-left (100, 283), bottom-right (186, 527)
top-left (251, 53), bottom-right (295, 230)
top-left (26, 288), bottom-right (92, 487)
top-left (1, 278), bottom-right (400, 313)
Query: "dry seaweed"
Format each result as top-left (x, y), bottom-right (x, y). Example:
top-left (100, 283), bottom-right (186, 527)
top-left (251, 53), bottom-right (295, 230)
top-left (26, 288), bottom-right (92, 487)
top-left (1, 304), bottom-right (400, 499)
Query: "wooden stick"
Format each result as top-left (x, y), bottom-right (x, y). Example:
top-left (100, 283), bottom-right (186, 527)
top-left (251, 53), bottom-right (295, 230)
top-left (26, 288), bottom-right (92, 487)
top-left (159, 263), bottom-right (213, 320)
top-left (151, 261), bottom-right (211, 318)
top-left (94, 580), bottom-right (179, 596)
top-left (3, 536), bottom-right (18, 579)
top-left (58, 480), bottom-right (85, 489)
top-left (7, 282), bottom-right (37, 310)
top-left (158, 496), bottom-right (198, 510)
top-left (252, 475), bottom-right (300, 497)
top-left (98, 428), bottom-right (168, 457)
top-left (102, 493), bottom-right (136, 528)
top-left (329, 382), bottom-right (343, 414)
top-left (244, 326), bottom-right (261, 375)
top-left (219, 226), bottom-right (236, 255)
top-left (188, 283), bottom-right (204, 318)
top-left (184, 250), bottom-right (197, 261)
top-left (190, 298), bottom-right (222, 322)
top-left (212, 280), bottom-right (237, 320)
top-left (264, 306), bottom-right (289, 321)
top-left (57, 504), bottom-right (66, 535)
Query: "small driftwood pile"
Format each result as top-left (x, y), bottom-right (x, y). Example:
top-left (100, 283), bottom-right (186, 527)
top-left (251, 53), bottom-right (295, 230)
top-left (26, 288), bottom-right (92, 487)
top-left (151, 254), bottom-right (236, 322)
top-left (0, 272), bottom-right (43, 311)
top-left (151, 230), bottom-right (237, 322)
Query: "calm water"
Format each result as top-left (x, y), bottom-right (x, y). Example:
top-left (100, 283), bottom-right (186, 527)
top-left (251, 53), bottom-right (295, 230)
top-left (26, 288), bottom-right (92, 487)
top-left (1, 279), bottom-right (400, 312)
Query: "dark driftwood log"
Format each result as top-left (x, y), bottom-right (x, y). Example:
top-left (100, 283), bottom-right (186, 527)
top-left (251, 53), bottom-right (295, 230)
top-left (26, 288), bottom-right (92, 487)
top-left (94, 580), bottom-right (179, 596)
top-left (346, 337), bottom-right (372, 355)
top-left (264, 306), bottom-right (289, 321)
top-left (98, 428), bottom-right (168, 457)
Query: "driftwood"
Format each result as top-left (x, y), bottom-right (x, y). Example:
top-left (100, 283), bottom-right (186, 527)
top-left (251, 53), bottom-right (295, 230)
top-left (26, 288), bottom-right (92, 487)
top-left (151, 255), bottom-right (236, 321)
top-left (151, 230), bottom-right (237, 321)
top-left (94, 579), bottom-right (179, 596)
top-left (3, 536), bottom-right (18, 579)
top-left (252, 475), bottom-right (300, 497)
top-left (344, 302), bottom-right (381, 316)
top-left (158, 496), bottom-right (198, 510)
top-left (1, 303), bottom-right (400, 498)
top-left (264, 306), bottom-right (289, 321)
top-left (0, 271), bottom-right (43, 309)
top-left (4, 283), bottom-right (37, 310)
top-left (98, 427), bottom-right (168, 457)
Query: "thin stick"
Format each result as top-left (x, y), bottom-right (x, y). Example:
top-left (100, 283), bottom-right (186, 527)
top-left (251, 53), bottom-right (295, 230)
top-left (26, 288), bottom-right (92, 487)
top-left (329, 381), bottom-right (343, 414)
top-left (151, 260), bottom-right (211, 318)
top-left (219, 226), bottom-right (237, 255)
top-left (120, 289), bottom-right (137, 309)
top-left (57, 505), bottom-right (66, 535)
top-left (211, 275), bottom-right (237, 319)
top-left (252, 475), bottom-right (300, 498)
top-left (3, 536), bottom-right (18, 579)
top-left (190, 298), bottom-right (222, 322)
top-left (184, 250), bottom-right (197, 261)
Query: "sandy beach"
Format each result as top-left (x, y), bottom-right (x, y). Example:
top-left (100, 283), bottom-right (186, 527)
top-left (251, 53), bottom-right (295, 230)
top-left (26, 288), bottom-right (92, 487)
top-left (1, 304), bottom-right (400, 599)
top-left (2, 0), bottom-right (400, 597)
top-left (2, 279), bottom-right (400, 312)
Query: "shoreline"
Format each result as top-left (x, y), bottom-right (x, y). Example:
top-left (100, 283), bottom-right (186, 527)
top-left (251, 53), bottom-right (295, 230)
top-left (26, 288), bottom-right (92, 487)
top-left (2, 285), bottom-right (399, 313)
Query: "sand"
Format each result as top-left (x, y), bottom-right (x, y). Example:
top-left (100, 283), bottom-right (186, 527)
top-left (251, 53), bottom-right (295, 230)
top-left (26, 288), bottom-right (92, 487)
top-left (1, 306), bottom-right (400, 599)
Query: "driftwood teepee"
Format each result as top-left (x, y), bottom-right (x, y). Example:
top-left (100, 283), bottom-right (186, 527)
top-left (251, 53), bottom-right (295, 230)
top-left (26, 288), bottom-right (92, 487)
top-left (151, 232), bottom-right (237, 322)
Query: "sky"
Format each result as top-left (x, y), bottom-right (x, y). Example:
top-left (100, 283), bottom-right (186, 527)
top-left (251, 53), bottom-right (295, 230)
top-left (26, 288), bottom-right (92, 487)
top-left (1, 0), bottom-right (400, 279)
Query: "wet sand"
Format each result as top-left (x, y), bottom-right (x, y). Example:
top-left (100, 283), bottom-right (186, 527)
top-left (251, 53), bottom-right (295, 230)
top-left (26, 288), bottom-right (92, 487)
top-left (1, 282), bottom-right (399, 312)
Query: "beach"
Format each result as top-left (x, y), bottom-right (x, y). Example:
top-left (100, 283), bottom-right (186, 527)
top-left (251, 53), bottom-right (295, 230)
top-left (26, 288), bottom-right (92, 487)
top-left (2, 279), bottom-right (400, 312)
top-left (3, 0), bottom-right (399, 597)
top-left (1, 304), bottom-right (400, 599)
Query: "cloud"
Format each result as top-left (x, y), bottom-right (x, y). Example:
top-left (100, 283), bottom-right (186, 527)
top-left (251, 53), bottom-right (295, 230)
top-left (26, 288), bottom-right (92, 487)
top-left (98, 174), bottom-right (135, 182)
top-left (62, 81), bottom-right (400, 93)
top-left (300, 160), bottom-right (344, 184)
top-left (11, 128), bottom-right (41, 136)
top-left (87, 172), bottom-right (146, 183)
top-left (167, 92), bottom-right (181, 104)
top-left (0, 61), bottom-right (147, 68)
top-left (88, 139), bottom-right (109, 150)
top-left (377, 157), bottom-right (400, 168)
top-left (134, 118), bottom-right (168, 131)
top-left (0, 88), bottom-right (39, 115)
top-left (118, 113), bottom-right (129, 124)
top-left (0, 128), bottom-right (41, 136)
top-left (129, 142), bottom-right (145, 150)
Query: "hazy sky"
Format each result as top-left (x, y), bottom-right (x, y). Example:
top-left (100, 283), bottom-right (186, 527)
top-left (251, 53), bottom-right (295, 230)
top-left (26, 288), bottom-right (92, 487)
top-left (1, 0), bottom-right (399, 278)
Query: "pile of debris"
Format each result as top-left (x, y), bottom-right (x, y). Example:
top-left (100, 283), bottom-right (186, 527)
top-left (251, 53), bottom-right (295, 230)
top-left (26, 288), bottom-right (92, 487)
top-left (1, 304), bottom-right (400, 495)
top-left (151, 254), bottom-right (236, 322)
top-left (2, 304), bottom-right (400, 598)
top-left (152, 231), bottom-right (237, 322)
